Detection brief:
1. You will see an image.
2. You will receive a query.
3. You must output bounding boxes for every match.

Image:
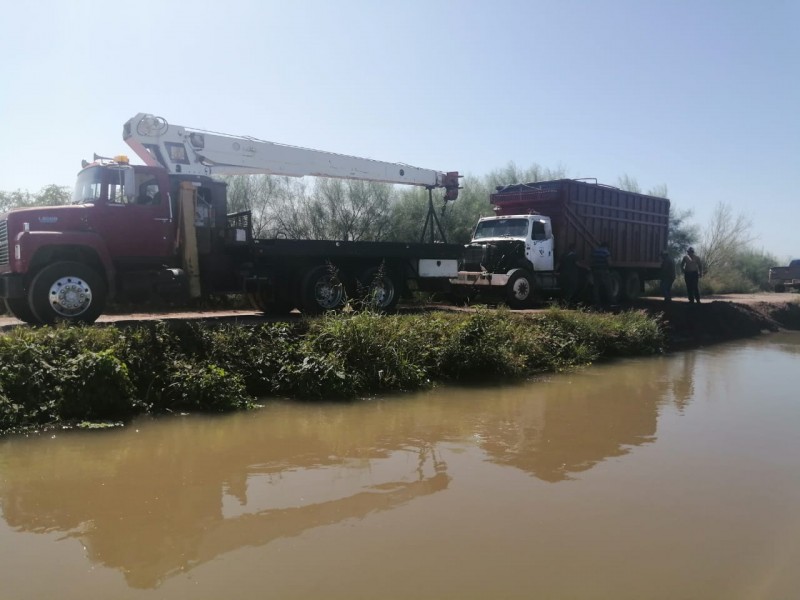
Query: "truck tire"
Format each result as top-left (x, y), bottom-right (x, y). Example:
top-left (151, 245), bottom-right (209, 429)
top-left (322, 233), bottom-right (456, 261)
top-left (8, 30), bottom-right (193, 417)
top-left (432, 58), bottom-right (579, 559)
top-left (621, 271), bottom-right (641, 301)
top-left (301, 265), bottom-right (345, 315)
top-left (4, 298), bottom-right (40, 325)
top-left (608, 271), bottom-right (621, 304)
top-left (774, 284), bottom-right (786, 293)
top-left (356, 266), bottom-right (400, 312)
top-left (248, 292), bottom-right (294, 315)
top-left (246, 292), bottom-right (267, 312)
top-left (506, 269), bottom-right (534, 309)
top-left (28, 261), bottom-right (107, 325)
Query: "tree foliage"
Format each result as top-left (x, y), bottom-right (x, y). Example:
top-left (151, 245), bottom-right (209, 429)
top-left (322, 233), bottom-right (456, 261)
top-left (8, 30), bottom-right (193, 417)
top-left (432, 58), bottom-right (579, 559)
top-left (699, 202), bottom-right (755, 275)
top-left (667, 206), bottom-right (700, 258)
top-left (0, 184), bottom-right (71, 213)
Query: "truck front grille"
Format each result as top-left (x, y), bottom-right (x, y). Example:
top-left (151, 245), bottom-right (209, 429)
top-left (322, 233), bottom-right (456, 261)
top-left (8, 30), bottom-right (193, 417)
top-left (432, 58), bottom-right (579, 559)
top-left (461, 243), bottom-right (493, 272)
top-left (0, 219), bottom-right (8, 266)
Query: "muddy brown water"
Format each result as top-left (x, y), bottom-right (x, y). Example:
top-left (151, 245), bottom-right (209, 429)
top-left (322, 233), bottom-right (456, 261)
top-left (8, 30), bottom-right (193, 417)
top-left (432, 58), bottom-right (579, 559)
top-left (1, 333), bottom-right (799, 599)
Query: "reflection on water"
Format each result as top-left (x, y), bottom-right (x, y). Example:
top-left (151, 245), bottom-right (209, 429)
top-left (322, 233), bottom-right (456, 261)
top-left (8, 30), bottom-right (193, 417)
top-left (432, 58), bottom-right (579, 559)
top-left (1, 332), bottom-right (799, 599)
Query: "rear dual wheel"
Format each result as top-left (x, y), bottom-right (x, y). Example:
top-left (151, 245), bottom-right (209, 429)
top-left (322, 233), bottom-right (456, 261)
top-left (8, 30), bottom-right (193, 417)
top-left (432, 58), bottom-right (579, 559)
top-left (301, 265), bottom-right (346, 315)
top-left (356, 266), bottom-right (400, 312)
top-left (299, 264), bottom-right (402, 315)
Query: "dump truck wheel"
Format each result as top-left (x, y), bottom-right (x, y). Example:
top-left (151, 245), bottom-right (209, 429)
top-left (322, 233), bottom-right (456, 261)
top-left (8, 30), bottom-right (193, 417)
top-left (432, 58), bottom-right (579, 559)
top-left (621, 271), bottom-right (641, 301)
top-left (506, 269), bottom-right (534, 309)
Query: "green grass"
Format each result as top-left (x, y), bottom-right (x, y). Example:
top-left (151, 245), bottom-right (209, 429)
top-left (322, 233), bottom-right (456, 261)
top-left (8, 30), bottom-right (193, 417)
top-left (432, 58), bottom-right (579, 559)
top-left (0, 308), bottom-right (665, 434)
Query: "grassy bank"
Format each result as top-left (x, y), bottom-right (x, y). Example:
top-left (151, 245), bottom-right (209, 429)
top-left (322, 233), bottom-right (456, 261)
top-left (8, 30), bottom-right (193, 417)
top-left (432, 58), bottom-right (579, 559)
top-left (0, 308), bottom-right (664, 434)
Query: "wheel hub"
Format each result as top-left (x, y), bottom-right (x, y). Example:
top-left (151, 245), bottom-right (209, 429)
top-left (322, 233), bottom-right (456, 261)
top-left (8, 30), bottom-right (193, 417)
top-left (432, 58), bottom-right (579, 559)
top-left (368, 278), bottom-right (395, 308)
top-left (314, 278), bottom-right (343, 309)
top-left (513, 279), bottom-right (530, 300)
top-left (49, 276), bottom-right (92, 316)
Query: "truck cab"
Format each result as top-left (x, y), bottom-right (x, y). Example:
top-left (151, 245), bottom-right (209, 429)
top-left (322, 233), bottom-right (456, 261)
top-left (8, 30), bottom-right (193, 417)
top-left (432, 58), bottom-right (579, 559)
top-left (451, 214), bottom-right (556, 308)
top-left (0, 157), bottom-right (188, 324)
top-left (768, 259), bottom-right (800, 292)
top-left (461, 215), bottom-right (554, 274)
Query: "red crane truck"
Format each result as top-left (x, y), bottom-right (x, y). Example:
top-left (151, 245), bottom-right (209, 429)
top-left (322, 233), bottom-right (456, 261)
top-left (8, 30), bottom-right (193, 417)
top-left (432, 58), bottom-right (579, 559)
top-left (0, 114), bottom-right (461, 324)
top-left (449, 179), bottom-right (670, 307)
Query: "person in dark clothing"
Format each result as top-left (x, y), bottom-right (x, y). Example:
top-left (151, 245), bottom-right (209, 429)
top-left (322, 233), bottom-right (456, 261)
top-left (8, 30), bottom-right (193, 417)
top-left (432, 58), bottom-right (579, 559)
top-left (660, 251), bottom-right (676, 302)
top-left (680, 247), bottom-right (703, 303)
top-left (590, 241), bottom-right (612, 308)
top-left (558, 243), bottom-right (580, 306)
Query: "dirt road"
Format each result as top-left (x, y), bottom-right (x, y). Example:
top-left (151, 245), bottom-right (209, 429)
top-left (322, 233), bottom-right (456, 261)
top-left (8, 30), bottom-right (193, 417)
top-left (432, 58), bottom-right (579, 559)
top-left (1, 293), bottom-right (797, 331)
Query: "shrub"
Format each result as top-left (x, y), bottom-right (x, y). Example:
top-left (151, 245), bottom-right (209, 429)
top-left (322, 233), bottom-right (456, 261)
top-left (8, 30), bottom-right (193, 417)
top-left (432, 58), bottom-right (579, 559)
top-left (158, 360), bottom-right (251, 413)
top-left (58, 350), bottom-right (137, 420)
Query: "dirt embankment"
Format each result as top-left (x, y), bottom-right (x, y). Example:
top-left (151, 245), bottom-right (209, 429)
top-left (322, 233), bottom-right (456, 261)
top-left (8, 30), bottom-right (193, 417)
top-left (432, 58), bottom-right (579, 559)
top-left (632, 297), bottom-right (800, 350)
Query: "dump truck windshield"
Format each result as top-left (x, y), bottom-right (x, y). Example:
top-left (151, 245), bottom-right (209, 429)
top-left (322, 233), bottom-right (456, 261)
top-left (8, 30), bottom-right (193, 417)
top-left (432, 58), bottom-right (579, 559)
top-left (473, 218), bottom-right (529, 240)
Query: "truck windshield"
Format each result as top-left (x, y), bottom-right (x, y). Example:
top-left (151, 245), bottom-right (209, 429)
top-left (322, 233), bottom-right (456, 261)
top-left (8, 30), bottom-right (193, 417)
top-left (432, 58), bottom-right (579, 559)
top-left (473, 218), bottom-right (529, 240)
top-left (72, 169), bottom-right (103, 204)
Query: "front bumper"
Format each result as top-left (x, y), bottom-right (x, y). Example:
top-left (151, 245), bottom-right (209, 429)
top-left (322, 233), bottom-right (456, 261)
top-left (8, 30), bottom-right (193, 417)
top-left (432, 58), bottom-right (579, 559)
top-left (450, 271), bottom-right (510, 288)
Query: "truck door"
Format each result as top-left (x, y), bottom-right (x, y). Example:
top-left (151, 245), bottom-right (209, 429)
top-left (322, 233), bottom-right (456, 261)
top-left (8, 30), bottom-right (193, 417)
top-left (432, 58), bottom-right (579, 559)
top-left (88, 167), bottom-right (175, 265)
top-left (527, 219), bottom-right (554, 272)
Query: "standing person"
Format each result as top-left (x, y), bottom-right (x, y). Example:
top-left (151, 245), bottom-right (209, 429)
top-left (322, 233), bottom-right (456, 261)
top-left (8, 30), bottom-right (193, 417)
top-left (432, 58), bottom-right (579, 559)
top-left (590, 241), bottom-right (612, 309)
top-left (660, 251), bottom-right (676, 302)
top-left (681, 247), bottom-right (703, 303)
top-left (558, 243), bottom-right (579, 307)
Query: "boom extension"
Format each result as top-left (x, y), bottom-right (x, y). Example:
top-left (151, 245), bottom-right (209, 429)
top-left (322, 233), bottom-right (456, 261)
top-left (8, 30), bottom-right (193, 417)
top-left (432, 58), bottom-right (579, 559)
top-left (123, 113), bottom-right (459, 200)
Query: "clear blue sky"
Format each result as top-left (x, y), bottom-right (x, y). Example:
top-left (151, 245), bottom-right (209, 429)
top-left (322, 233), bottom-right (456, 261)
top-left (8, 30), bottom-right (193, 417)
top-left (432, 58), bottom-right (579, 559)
top-left (1, 0), bottom-right (797, 259)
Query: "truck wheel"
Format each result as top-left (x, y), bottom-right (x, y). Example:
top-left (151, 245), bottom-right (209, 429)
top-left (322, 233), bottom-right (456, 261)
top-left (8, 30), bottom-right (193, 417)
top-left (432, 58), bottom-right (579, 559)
top-left (28, 261), bottom-right (107, 325)
top-left (356, 267), bottom-right (400, 312)
top-left (301, 265), bottom-right (345, 315)
top-left (506, 269), bottom-right (534, 309)
top-left (608, 271), bottom-right (621, 304)
top-left (774, 284), bottom-right (786, 293)
top-left (621, 272), bottom-right (641, 301)
top-left (4, 298), bottom-right (40, 325)
top-left (248, 292), bottom-right (294, 315)
top-left (246, 292), bottom-right (267, 311)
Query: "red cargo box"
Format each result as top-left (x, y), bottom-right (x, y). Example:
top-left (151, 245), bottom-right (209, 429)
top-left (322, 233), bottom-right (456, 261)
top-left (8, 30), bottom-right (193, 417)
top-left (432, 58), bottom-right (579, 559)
top-left (490, 179), bottom-right (670, 268)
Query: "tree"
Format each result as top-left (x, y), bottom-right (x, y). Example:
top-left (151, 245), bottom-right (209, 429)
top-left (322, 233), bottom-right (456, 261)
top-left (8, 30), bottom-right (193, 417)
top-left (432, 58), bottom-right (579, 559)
top-left (617, 174), bottom-right (642, 193)
top-left (223, 174), bottom-right (394, 241)
top-left (389, 173), bottom-right (493, 244)
top-left (388, 162), bottom-right (568, 244)
top-left (0, 184), bottom-right (71, 212)
top-left (224, 174), bottom-right (307, 238)
top-left (699, 202), bottom-right (754, 274)
top-left (667, 206), bottom-right (700, 258)
top-left (485, 161), bottom-right (568, 191)
top-left (308, 179), bottom-right (394, 241)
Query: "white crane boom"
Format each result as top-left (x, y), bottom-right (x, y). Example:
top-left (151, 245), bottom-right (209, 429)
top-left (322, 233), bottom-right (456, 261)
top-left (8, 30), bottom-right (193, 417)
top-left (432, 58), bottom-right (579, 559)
top-left (123, 113), bottom-right (459, 200)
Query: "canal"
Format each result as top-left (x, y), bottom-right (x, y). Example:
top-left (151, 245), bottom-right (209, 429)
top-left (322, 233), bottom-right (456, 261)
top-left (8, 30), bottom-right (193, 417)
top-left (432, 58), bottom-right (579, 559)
top-left (1, 332), bottom-right (799, 599)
